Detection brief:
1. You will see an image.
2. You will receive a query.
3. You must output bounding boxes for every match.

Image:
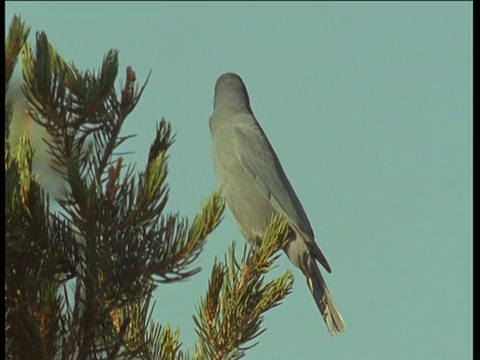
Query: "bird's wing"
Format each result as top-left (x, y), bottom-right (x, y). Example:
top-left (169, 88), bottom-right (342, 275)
top-left (233, 126), bottom-right (303, 223)
top-left (232, 120), bottom-right (332, 272)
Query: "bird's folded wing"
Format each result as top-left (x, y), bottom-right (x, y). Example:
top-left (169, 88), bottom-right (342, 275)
top-left (233, 125), bottom-right (300, 220)
top-left (232, 123), bottom-right (332, 272)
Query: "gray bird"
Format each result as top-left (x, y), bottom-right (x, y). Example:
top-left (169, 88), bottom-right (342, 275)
top-left (209, 72), bottom-right (346, 337)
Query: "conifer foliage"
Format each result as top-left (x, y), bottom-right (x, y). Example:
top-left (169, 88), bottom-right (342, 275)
top-left (5, 15), bottom-right (294, 359)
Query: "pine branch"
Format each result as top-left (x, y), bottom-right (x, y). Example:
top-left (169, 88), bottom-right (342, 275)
top-left (5, 131), bottom-right (77, 359)
top-left (5, 15), bottom-right (30, 92)
top-left (5, 16), bottom-right (30, 155)
top-left (193, 214), bottom-right (295, 360)
top-left (110, 293), bottom-right (187, 360)
top-left (145, 191), bottom-right (225, 283)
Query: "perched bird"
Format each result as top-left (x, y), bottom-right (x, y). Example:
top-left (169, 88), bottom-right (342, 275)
top-left (209, 72), bottom-right (346, 337)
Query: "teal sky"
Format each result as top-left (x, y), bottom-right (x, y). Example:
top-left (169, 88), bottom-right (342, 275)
top-left (6, 2), bottom-right (472, 359)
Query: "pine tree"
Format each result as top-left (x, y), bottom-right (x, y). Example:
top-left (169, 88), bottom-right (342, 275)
top-left (5, 15), bottom-right (294, 360)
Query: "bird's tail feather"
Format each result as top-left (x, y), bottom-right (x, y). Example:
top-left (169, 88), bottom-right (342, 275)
top-left (301, 256), bottom-right (346, 337)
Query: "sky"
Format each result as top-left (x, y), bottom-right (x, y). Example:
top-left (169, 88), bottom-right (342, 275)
top-left (6, 2), bottom-right (472, 359)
